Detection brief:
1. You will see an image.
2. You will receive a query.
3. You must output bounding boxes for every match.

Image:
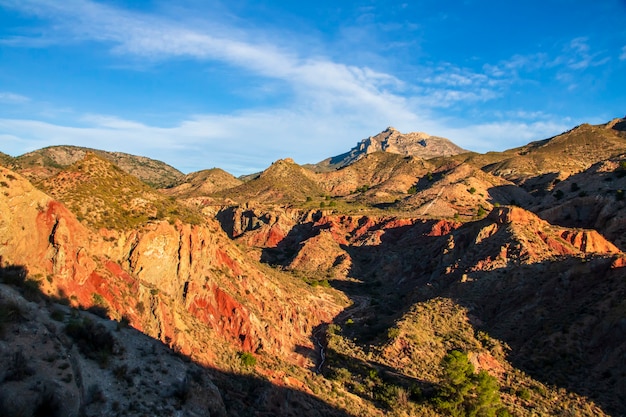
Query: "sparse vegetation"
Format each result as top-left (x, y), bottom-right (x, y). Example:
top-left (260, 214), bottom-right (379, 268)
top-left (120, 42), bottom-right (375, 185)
top-left (0, 300), bottom-right (24, 338)
top-left (65, 316), bottom-right (116, 368)
top-left (37, 153), bottom-right (203, 230)
top-left (50, 308), bottom-right (65, 322)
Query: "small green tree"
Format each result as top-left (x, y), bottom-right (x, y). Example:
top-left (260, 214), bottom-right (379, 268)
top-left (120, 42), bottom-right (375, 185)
top-left (469, 371), bottom-right (502, 417)
top-left (434, 350), bottom-right (506, 417)
top-left (435, 350), bottom-right (475, 416)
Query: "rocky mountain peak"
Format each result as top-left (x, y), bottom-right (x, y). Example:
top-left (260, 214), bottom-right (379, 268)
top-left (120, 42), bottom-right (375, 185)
top-left (316, 127), bottom-right (467, 171)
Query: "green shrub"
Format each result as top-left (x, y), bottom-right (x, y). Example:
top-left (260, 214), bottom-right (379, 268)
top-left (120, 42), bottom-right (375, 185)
top-left (327, 323), bottom-right (341, 335)
top-left (516, 387), bottom-right (531, 400)
top-left (468, 187), bottom-right (476, 194)
top-left (387, 327), bottom-right (400, 340)
top-left (239, 351), bottom-right (257, 367)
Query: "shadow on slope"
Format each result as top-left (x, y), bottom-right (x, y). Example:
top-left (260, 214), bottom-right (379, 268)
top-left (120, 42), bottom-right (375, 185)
top-left (438, 256), bottom-right (626, 416)
top-left (0, 264), bottom-right (355, 417)
top-left (321, 217), bottom-right (626, 415)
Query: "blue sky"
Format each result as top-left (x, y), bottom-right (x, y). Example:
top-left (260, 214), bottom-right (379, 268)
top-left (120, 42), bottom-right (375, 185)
top-left (0, 0), bottom-right (625, 176)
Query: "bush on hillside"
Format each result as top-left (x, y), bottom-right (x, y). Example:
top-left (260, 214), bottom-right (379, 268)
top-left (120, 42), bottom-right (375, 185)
top-left (433, 350), bottom-right (509, 417)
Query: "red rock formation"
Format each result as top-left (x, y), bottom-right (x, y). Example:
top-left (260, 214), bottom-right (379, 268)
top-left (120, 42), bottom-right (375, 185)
top-left (0, 167), bottom-right (344, 369)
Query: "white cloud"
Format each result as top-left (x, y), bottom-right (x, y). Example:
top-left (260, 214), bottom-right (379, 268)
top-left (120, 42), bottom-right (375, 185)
top-left (0, 0), bottom-right (582, 175)
top-left (620, 46), bottom-right (626, 61)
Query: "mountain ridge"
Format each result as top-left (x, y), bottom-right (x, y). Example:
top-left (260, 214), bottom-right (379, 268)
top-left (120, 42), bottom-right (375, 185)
top-left (7, 145), bottom-right (184, 188)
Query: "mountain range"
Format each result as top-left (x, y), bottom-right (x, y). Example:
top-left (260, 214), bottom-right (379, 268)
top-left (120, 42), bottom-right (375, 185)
top-left (1, 119), bottom-right (626, 416)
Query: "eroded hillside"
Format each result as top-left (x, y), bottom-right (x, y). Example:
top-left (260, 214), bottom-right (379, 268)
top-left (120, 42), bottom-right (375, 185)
top-left (2, 118), bottom-right (626, 416)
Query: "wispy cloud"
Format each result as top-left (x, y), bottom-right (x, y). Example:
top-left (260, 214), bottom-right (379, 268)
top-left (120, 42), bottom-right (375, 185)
top-left (1, 0), bottom-right (426, 131)
top-left (620, 46), bottom-right (626, 61)
top-left (0, 92), bottom-right (30, 103)
top-left (561, 37), bottom-right (610, 70)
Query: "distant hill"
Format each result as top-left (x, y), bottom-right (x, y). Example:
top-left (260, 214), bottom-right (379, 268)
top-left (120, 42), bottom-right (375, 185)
top-left (533, 155), bottom-right (626, 250)
top-left (395, 163), bottom-right (534, 218)
top-left (163, 168), bottom-right (243, 198)
top-left (37, 152), bottom-right (203, 229)
top-left (318, 152), bottom-right (433, 196)
top-left (480, 119), bottom-right (626, 194)
top-left (10, 145), bottom-right (183, 188)
top-left (311, 127), bottom-right (467, 172)
top-left (0, 151), bottom-right (13, 167)
top-left (211, 158), bottom-right (325, 204)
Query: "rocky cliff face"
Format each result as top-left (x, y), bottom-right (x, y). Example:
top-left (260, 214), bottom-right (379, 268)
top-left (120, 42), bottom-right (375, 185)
top-left (0, 166), bottom-right (344, 371)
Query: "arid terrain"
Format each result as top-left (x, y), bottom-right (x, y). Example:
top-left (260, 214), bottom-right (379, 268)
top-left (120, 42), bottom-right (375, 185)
top-left (1, 120), bottom-right (626, 416)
